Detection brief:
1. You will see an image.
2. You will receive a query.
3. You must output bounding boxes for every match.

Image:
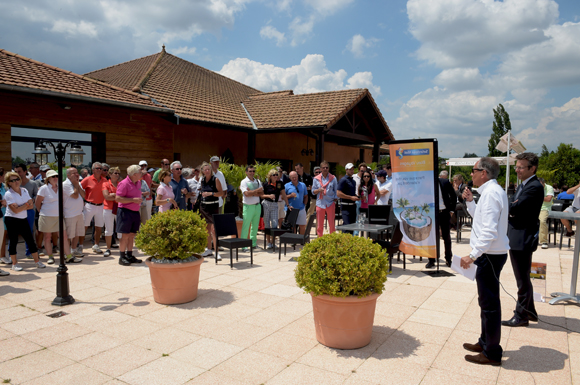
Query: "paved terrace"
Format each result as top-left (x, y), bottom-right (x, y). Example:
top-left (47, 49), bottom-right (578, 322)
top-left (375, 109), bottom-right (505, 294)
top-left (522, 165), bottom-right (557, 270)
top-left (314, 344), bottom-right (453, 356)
top-left (0, 229), bottom-right (578, 385)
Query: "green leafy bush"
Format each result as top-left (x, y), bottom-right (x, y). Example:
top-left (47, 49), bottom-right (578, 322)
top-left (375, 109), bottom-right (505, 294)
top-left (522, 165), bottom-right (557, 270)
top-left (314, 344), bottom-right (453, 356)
top-left (295, 232), bottom-right (389, 298)
top-left (135, 210), bottom-right (208, 260)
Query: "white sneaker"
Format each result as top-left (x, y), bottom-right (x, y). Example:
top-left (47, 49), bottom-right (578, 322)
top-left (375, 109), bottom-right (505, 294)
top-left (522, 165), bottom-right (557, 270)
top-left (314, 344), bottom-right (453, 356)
top-left (92, 244), bottom-right (103, 254)
top-left (36, 261), bottom-right (46, 269)
top-left (541, 243), bottom-right (549, 249)
top-left (266, 243), bottom-right (274, 249)
top-left (216, 254), bottom-right (222, 261)
top-left (0, 269), bottom-right (9, 276)
top-left (47, 256), bottom-right (55, 265)
top-left (12, 264), bottom-right (23, 271)
top-left (201, 248), bottom-right (213, 257)
top-left (0, 256), bottom-right (12, 265)
top-left (38, 248), bottom-right (45, 256)
top-left (76, 245), bottom-right (83, 254)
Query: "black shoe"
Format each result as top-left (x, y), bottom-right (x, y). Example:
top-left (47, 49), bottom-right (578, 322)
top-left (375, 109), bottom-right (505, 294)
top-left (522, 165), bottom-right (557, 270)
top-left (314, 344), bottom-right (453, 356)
top-left (465, 353), bottom-right (501, 366)
top-left (445, 257), bottom-right (452, 267)
top-left (528, 313), bottom-right (538, 322)
top-left (425, 259), bottom-right (436, 269)
top-left (463, 342), bottom-right (483, 353)
top-left (501, 316), bottom-right (529, 327)
top-left (119, 257), bottom-right (132, 266)
top-left (128, 255), bottom-right (142, 264)
top-left (566, 231), bottom-right (575, 237)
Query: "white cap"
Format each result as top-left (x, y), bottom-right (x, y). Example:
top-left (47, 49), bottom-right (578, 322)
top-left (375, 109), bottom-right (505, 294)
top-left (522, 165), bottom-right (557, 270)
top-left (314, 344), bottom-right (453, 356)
top-left (210, 156), bottom-right (220, 162)
top-left (46, 170), bottom-right (58, 179)
top-left (139, 160), bottom-right (148, 166)
top-left (345, 163), bottom-right (354, 170)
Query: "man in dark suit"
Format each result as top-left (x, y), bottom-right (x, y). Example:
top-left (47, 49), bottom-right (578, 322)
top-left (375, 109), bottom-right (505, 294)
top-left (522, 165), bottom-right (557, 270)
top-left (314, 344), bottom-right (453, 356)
top-left (426, 176), bottom-right (458, 268)
top-left (502, 152), bottom-right (544, 327)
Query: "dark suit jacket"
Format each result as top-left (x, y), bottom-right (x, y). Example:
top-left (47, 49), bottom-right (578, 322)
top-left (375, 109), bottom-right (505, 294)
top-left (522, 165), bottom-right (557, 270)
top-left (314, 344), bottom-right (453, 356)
top-left (455, 183), bottom-right (466, 203)
top-left (439, 178), bottom-right (457, 211)
top-left (508, 175), bottom-right (544, 251)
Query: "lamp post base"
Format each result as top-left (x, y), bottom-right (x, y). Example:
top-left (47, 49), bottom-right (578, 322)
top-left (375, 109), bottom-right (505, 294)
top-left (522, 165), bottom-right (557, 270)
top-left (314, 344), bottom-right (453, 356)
top-left (52, 295), bottom-right (75, 306)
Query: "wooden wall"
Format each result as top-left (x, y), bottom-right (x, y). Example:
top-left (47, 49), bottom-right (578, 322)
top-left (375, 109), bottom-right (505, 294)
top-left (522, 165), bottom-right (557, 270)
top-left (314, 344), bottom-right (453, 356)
top-left (0, 91), bottom-right (175, 175)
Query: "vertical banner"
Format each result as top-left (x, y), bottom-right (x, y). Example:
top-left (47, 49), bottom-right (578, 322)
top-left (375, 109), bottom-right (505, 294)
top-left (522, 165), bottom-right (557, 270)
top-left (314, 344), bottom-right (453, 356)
top-left (388, 139), bottom-right (439, 259)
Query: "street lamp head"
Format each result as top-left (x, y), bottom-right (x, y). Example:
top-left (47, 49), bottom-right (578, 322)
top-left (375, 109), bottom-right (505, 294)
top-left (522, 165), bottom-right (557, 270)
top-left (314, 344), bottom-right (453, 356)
top-left (32, 143), bottom-right (51, 165)
top-left (68, 144), bottom-right (85, 166)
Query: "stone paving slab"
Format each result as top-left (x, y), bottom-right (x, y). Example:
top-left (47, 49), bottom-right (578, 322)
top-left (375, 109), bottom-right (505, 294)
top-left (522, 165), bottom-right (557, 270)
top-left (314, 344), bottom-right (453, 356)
top-left (0, 227), bottom-right (578, 385)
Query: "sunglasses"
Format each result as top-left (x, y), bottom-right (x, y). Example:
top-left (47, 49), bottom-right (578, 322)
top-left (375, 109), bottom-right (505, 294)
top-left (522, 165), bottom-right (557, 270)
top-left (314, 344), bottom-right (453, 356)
top-left (472, 168), bottom-right (484, 173)
top-left (9, 178), bottom-right (20, 182)
top-left (174, 168), bottom-right (182, 171)
top-left (248, 170), bottom-right (255, 173)
top-left (321, 167), bottom-right (329, 169)
top-left (112, 172), bottom-right (120, 175)
top-left (103, 169), bottom-right (109, 172)
top-left (314, 171), bottom-right (321, 174)
top-left (94, 167), bottom-right (102, 170)
top-left (272, 173), bottom-right (279, 176)
top-left (162, 163), bottom-right (170, 166)
top-left (363, 175), bottom-right (371, 178)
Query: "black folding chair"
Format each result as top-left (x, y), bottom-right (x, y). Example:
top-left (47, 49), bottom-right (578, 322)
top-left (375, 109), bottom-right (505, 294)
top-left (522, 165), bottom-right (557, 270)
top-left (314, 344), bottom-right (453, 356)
top-left (279, 214), bottom-right (316, 260)
top-left (374, 221), bottom-right (405, 271)
top-left (368, 204), bottom-right (391, 240)
top-left (263, 208), bottom-right (299, 251)
top-left (213, 213), bottom-right (253, 268)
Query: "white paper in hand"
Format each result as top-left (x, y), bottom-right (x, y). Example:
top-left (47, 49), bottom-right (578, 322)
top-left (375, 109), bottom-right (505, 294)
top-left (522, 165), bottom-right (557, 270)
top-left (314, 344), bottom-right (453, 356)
top-left (451, 255), bottom-right (477, 281)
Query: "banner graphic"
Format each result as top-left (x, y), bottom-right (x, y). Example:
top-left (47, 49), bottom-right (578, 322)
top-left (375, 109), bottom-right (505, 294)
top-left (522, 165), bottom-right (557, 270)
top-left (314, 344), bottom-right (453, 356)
top-left (389, 140), bottom-right (438, 259)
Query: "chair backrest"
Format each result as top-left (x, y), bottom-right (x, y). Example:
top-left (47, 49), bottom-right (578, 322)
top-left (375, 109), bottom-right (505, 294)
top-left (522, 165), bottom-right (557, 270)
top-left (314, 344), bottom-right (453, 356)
top-left (368, 205), bottom-right (391, 225)
top-left (213, 213), bottom-right (238, 238)
top-left (552, 200), bottom-right (565, 212)
top-left (285, 208), bottom-right (300, 232)
top-left (304, 214), bottom-right (316, 238)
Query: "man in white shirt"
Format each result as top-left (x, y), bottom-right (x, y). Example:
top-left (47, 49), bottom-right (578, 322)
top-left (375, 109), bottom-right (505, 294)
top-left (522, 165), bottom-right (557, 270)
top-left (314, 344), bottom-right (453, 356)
top-left (460, 157), bottom-right (509, 367)
top-left (375, 170), bottom-right (392, 206)
top-left (63, 168), bottom-right (86, 258)
top-left (240, 166), bottom-right (263, 249)
top-left (210, 156), bottom-right (228, 214)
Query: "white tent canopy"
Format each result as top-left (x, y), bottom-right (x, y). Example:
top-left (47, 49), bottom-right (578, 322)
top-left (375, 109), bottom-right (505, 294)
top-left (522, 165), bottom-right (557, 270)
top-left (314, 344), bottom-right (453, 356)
top-left (446, 154), bottom-right (517, 167)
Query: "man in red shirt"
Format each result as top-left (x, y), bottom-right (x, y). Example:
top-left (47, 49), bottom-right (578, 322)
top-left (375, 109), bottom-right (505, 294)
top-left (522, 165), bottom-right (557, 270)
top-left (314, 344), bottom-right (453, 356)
top-left (80, 162), bottom-right (106, 255)
top-left (139, 161), bottom-right (153, 224)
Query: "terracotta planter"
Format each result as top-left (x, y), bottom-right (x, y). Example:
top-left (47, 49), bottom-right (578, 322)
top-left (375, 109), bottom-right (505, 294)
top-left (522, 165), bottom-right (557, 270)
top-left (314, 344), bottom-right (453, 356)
top-left (145, 256), bottom-right (204, 305)
top-left (234, 219), bottom-right (246, 239)
top-left (311, 293), bottom-right (380, 349)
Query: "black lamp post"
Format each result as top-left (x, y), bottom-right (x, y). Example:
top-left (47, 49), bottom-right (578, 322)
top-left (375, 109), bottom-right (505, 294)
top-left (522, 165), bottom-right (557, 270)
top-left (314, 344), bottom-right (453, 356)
top-left (33, 141), bottom-right (85, 306)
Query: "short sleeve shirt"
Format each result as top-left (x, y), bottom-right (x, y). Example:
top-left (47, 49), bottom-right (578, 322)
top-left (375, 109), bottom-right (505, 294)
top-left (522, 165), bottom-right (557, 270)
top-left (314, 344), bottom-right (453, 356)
top-left (102, 180), bottom-right (117, 211)
top-left (152, 169), bottom-right (162, 184)
top-left (81, 175), bottom-right (105, 204)
top-left (142, 173), bottom-right (153, 201)
top-left (376, 180), bottom-right (392, 206)
top-left (22, 180), bottom-right (38, 201)
top-left (240, 177), bottom-right (262, 205)
top-left (63, 179), bottom-right (85, 218)
top-left (170, 177), bottom-right (190, 210)
top-left (5, 188), bottom-right (31, 219)
top-left (338, 176), bottom-right (357, 204)
top-left (116, 176), bottom-right (141, 211)
top-left (37, 184), bottom-right (59, 217)
top-left (214, 170), bottom-right (227, 207)
top-left (541, 184), bottom-right (554, 211)
top-left (156, 183), bottom-right (175, 212)
top-left (285, 181), bottom-right (307, 210)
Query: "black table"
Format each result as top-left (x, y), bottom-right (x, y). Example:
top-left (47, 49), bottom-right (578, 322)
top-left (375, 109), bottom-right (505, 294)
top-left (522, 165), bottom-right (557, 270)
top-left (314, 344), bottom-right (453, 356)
top-left (336, 223), bottom-right (392, 238)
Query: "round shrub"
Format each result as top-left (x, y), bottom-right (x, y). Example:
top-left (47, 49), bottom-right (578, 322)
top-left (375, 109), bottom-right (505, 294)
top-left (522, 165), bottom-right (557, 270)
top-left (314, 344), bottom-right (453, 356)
top-left (295, 232), bottom-right (389, 298)
top-left (135, 209), bottom-right (208, 261)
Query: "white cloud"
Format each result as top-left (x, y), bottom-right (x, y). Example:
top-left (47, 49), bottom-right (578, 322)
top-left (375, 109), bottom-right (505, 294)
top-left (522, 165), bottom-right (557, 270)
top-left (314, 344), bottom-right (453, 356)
top-left (172, 46), bottom-right (197, 55)
top-left (260, 25), bottom-right (286, 46)
top-left (218, 54), bottom-right (380, 95)
top-left (407, 0), bottom-right (558, 68)
top-left (274, 0), bottom-right (293, 12)
top-left (346, 34), bottom-right (380, 58)
top-left (51, 20), bottom-right (98, 37)
top-left (433, 68), bottom-right (483, 91)
top-left (304, 0), bottom-right (354, 15)
top-left (289, 15), bottom-right (316, 46)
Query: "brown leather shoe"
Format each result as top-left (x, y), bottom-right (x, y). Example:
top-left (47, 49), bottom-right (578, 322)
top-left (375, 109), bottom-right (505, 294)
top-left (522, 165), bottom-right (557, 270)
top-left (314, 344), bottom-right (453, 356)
top-left (463, 342), bottom-right (483, 353)
top-left (465, 353), bottom-right (501, 366)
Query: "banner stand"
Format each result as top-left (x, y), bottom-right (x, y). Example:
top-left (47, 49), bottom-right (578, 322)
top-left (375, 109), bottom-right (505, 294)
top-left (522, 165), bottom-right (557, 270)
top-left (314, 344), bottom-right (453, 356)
top-left (388, 138), bottom-right (455, 278)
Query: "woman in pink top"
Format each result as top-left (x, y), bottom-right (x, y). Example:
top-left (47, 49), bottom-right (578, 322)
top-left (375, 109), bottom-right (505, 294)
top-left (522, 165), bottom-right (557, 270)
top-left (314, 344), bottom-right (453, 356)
top-left (154, 170), bottom-right (178, 213)
top-left (359, 170), bottom-right (379, 211)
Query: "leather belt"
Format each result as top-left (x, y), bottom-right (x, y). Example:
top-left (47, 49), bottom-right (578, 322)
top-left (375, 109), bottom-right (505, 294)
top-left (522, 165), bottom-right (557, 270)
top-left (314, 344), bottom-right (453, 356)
top-left (202, 201), bottom-right (219, 205)
top-left (86, 201), bottom-right (103, 206)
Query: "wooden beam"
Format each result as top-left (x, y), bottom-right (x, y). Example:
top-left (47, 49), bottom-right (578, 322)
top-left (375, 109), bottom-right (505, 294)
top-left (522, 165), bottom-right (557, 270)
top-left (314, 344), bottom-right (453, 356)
top-left (327, 129), bottom-right (374, 142)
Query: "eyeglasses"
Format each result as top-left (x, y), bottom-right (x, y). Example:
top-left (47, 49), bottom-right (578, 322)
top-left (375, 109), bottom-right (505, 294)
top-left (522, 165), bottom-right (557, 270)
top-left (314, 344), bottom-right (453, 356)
top-left (472, 168), bottom-right (484, 173)
top-left (112, 172), bottom-right (120, 175)
top-left (515, 166), bottom-right (531, 171)
top-left (9, 178), bottom-right (20, 182)
top-left (174, 168), bottom-right (182, 171)
top-left (248, 170), bottom-right (255, 173)
top-left (94, 167), bottom-right (102, 170)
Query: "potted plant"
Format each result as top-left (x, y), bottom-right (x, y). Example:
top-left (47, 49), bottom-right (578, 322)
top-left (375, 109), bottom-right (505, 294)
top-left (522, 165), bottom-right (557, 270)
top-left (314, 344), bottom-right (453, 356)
top-left (295, 232), bottom-right (389, 349)
top-left (135, 209), bottom-right (208, 305)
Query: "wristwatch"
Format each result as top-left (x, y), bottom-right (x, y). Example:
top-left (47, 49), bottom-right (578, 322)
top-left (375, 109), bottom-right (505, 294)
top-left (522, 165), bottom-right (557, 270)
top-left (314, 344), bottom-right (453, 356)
top-left (166, 199), bottom-right (169, 203)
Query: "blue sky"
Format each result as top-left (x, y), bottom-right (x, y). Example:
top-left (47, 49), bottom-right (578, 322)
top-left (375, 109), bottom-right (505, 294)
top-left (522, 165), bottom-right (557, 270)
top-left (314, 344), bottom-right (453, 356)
top-left (1, 0), bottom-right (579, 158)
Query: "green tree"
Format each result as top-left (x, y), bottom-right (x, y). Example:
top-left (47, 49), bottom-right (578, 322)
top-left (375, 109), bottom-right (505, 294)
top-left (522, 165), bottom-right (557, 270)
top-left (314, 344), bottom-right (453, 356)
top-left (488, 104), bottom-right (512, 157)
top-left (538, 143), bottom-right (580, 187)
top-left (11, 156), bottom-right (26, 166)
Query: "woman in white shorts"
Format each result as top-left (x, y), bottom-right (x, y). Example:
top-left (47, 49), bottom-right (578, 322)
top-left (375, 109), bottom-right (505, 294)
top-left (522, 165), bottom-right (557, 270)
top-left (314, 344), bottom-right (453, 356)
top-left (36, 170), bottom-right (72, 264)
top-left (102, 166), bottom-right (121, 257)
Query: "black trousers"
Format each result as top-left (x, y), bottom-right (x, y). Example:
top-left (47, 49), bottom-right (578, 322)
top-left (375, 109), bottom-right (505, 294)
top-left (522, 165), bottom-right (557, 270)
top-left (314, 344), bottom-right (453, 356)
top-left (475, 253), bottom-right (507, 362)
top-left (430, 209), bottom-right (452, 260)
top-left (509, 249), bottom-right (538, 320)
top-left (5, 216), bottom-right (38, 256)
top-left (341, 205), bottom-right (356, 234)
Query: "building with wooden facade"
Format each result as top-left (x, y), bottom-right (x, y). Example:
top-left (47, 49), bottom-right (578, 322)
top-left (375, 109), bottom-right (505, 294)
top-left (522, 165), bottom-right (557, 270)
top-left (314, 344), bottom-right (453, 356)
top-left (0, 47), bottom-right (393, 173)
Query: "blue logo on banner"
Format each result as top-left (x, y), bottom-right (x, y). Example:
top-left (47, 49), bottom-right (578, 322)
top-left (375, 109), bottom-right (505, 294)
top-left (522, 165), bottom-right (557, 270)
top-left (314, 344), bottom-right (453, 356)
top-left (396, 148), bottom-right (430, 159)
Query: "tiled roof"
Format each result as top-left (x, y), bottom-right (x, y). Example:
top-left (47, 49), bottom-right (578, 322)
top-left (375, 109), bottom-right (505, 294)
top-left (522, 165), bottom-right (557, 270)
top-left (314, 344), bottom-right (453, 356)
top-left (85, 49), bottom-right (261, 128)
top-left (84, 48), bottom-right (392, 137)
top-left (0, 49), bottom-right (164, 110)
